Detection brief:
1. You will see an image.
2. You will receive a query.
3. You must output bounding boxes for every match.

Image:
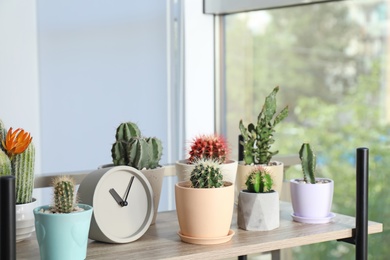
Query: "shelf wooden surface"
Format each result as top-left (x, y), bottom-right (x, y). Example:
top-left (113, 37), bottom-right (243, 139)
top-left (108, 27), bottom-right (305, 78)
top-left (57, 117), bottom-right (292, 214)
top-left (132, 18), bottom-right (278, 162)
top-left (16, 201), bottom-right (382, 260)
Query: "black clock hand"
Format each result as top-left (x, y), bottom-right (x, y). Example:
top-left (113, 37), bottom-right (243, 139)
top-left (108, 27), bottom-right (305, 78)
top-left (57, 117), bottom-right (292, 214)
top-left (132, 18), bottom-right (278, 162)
top-left (122, 176), bottom-right (135, 206)
top-left (109, 188), bottom-right (125, 206)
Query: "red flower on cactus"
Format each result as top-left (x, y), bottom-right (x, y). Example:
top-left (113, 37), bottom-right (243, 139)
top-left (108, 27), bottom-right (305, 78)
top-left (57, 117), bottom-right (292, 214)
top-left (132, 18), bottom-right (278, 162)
top-left (2, 127), bottom-right (33, 158)
top-left (188, 134), bottom-right (229, 164)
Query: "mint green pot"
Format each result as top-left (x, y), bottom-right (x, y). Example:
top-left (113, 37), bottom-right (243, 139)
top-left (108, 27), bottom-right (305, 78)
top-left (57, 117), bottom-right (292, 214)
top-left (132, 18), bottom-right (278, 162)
top-left (34, 204), bottom-right (93, 260)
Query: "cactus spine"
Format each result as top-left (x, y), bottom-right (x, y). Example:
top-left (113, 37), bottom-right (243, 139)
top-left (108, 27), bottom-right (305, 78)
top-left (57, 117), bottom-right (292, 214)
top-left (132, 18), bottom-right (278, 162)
top-left (190, 159), bottom-right (223, 188)
top-left (245, 166), bottom-right (273, 193)
top-left (239, 86), bottom-right (289, 165)
top-left (111, 122), bottom-right (163, 170)
top-left (299, 143), bottom-right (316, 184)
top-left (53, 176), bottom-right (76, 213)
top-left (188, 134), bottom-right (229, 164)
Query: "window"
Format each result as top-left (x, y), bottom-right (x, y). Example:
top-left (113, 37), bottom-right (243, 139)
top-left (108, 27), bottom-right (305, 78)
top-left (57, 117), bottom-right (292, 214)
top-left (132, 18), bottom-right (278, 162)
top-left (218, 0), bottom-right (388, 258)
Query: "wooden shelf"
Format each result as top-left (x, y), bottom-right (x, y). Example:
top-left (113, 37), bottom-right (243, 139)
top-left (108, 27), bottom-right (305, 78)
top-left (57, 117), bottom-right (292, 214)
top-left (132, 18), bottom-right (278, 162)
top-left (16, 201), bottom-right (382, 260)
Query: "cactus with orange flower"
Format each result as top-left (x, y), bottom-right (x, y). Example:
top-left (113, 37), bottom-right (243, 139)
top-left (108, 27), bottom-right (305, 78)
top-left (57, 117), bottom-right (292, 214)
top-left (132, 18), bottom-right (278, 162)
top-left (0, 120), bottom-right (35, 204)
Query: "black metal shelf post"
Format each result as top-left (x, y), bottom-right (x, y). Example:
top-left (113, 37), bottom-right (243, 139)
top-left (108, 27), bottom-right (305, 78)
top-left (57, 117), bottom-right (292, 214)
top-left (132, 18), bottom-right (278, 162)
top-left (339, 147), bottom-right (369, 260)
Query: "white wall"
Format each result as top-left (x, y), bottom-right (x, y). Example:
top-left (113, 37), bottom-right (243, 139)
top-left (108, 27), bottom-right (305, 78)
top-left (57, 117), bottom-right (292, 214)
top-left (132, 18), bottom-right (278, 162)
top-left (183, 0), bottom-right (215, 142)
top-left (0, 0), bottom-right (41, 173)
top-left (37, 1), bottom-right (169, 173)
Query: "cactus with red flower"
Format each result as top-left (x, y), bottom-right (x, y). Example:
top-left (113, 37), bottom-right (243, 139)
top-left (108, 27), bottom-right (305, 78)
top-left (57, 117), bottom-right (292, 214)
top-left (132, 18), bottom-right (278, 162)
top-left (188, 134), bottom-right (229, 164)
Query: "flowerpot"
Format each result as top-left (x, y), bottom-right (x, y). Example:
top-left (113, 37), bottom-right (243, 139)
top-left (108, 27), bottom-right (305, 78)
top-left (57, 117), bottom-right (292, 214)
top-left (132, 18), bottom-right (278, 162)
top-left (175, 159), bottom-right (238, 184)
top-left (237, 191), bottom-right (280, 231)
top-left (16, 198), bottom-right (37, 242)
top-left (34, 204), bottom-right (93, 260)
top-left (290, 178), bottom-right (334, 223)
top-left (98, 164), bottom-right (164, 225)
top-left (235, 161), bottom-right (284, 203)
top-left (175, 181), bottom-right (235, 244)
top-left (140, 167), bottom-right (165, 225)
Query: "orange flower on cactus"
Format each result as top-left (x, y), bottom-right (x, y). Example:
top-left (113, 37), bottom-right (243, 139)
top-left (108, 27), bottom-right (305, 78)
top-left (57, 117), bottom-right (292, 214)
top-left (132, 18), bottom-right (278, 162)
top-left (2, 127), bottom-right (33, 158)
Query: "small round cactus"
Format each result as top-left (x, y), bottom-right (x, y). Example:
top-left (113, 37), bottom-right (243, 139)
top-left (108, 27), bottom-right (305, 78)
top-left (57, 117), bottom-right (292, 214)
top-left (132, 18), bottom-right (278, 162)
top-left (190, 159), bottom-right (223, 188)
top-left (52, 176), bottom-right (77, 213)
top-left (245, 166), bottom-right (273, 193)
top-left (188, 134), bottom-right (229, 164)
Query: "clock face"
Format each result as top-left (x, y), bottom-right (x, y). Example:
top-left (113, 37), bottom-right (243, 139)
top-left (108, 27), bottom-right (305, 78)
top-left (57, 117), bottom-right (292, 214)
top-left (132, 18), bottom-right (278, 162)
top-left (78, 166), bottom-right (154, 243)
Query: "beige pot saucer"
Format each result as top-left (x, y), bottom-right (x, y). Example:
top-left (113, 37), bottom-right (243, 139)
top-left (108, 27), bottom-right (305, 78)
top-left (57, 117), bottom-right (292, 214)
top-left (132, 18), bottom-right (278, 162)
top-left (177, 229), bottom-right (235, 245)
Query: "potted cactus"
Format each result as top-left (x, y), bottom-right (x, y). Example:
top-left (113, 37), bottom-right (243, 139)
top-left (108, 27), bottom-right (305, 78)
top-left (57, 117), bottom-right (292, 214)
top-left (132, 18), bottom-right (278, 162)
top-left (175, 159), bottom-right (235, 244)
top-left (290, 143), bottom-right (334, 223)
top-left (175, 134), bottom-right (238, 184)
top-left (237, 166), bottom-right (280, 231)
top-left (237, 86), bottom-right (289, 198)
top-left (33, 176), bottom-right (93, 260)
top-left (110, 121), bottom-right (164, 224)
top-left (0, 119), bottom-right (36, 242)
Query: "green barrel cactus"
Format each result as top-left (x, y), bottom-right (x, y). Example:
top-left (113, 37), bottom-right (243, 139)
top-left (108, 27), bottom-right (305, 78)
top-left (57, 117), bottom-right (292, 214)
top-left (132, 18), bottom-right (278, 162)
top-left (245, 166), bottom-right (273, 193)
top-left (53, 176), bottom-right (76, 213)
top-left (111, 122), bottom-right (163, 170)
top-left (299, 143), bottom-right (316, 184)
top-left (190, 159), bottom-right (223, 188)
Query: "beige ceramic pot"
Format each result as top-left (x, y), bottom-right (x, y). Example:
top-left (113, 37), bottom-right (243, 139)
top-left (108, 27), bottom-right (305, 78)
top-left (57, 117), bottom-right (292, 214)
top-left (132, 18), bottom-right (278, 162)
top-left (175, 181), bottom-right (234, 243)
top-left (235, 161), bottom-right (284, 203)
top-left (175, 159), bottom-right (238, 184)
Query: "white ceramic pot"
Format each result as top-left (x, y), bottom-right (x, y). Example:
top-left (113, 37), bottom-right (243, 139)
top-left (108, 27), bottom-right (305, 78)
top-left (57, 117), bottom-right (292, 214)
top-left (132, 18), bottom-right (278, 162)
top-left (140, 167), bottom-right (165, 225)
top-left (290, 178), bottom-right (334, 223)
top-left (237, 191), bottom-right (280, 231)
top-left (16, 198), bottom-right (37, 242)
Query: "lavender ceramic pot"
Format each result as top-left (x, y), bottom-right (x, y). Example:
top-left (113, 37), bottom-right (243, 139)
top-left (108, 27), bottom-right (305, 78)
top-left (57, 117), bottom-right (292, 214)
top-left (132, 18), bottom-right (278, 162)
top-left (290, 178), bottom-right (334, 220)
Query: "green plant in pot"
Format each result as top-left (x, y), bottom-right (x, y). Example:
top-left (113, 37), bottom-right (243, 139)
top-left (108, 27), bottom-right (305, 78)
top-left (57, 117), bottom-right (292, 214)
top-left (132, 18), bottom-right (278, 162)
top-left (33, 176), bottom-right (93, 260)
top-left (175, 159), bottom-right (235, 244)
top-left (237, 166), bottom-right (280, 231)
top-left (290, 143), bottom-right (335, 223)
top-left (176, 134), bottom-right (237, 184)
top-left (238, 86), bottom-right (289, 197)
top-left (0, 119), bottom-right (36, 242)
top-left (110, 121), bottom-right (164, 224)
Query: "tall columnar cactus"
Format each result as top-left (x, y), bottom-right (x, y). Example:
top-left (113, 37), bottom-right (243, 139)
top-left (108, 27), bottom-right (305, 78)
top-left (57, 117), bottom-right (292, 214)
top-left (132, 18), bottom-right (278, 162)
top-left (0, 149), bottom-right (11, 176)
top-left (52, 176), bottom-right (76, 213)
top-left (245, 166), bottom-right (273, 193)
top-left (111, 122), bottom-right (163, 170)
top-left (239, 86), bottom-right (289, 165)
top-left (188, 134), bottom-right (229, 164)
top-left (190, 159), bottom-right (223, 188)
top-left (299, 143), bottom-right (316, 184)
top-left (13, 143), bottom-right (35, 204)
